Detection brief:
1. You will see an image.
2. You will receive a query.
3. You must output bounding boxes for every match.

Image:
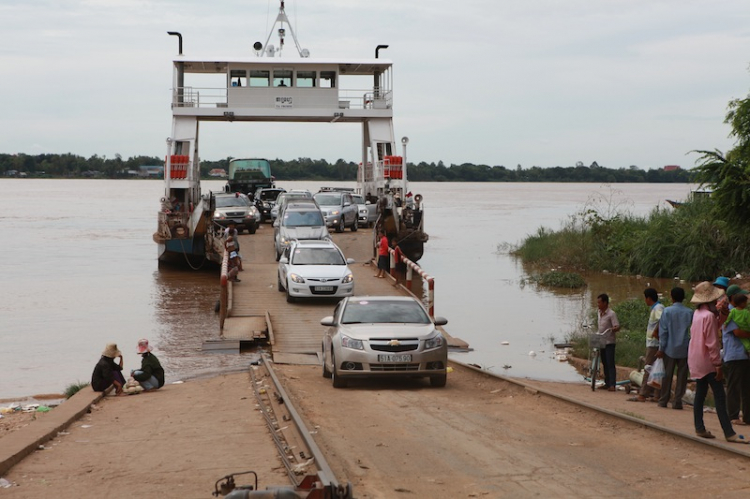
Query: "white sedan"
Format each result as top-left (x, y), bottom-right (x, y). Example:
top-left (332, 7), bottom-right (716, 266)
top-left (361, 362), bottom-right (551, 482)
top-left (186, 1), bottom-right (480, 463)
top-left (278, 239), bottom-right (355, 303)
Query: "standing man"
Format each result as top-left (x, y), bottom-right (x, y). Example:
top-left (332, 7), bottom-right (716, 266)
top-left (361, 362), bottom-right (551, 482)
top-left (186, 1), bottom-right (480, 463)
top-left (722, 284), bottom-right (750, 426)
top-left (597, 293), bottom-right (621, 392)
top-left (656, 287), bottom-right (693, 409)
top-left (688, 282), bottom-right (747, 443)
top-left (630, 288), bottom-right (664, 402)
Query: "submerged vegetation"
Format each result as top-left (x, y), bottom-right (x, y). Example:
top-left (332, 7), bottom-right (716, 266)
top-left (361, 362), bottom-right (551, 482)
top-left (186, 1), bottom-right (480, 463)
top-left (523, 271), bottom-right (586, 289)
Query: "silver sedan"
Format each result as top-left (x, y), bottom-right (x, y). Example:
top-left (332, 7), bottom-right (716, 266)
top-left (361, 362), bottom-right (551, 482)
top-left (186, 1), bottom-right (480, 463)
top-left (321, 296), bottom-right (448, 388)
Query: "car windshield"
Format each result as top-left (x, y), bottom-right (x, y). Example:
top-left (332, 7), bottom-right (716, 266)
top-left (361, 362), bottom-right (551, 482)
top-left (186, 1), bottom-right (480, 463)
top-left (283, 210), bottom-right (324, 227)
top-left (341, 300), bottom-right (431, 324)
top-left (314, 193), bottom-right (341, 206)
top-left (291, 248), bottom-right (345, 265)
top-left (216, 196), bottom-right (248, 208)
top-left (259, 190), bottom-right (283, 201)
top-left (352, 195), bottom-right (364, 204)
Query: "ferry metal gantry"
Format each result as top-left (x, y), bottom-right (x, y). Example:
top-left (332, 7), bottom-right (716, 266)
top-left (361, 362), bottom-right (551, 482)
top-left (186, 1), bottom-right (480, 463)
top-left (155, 1), bottom-right (411, 265)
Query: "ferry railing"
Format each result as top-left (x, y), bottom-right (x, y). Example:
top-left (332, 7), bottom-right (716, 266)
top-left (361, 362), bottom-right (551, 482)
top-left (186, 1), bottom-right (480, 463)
top-left (172, 86), bottom-right (228, 108)
top-left (388, 246), bottom-right (435, 318)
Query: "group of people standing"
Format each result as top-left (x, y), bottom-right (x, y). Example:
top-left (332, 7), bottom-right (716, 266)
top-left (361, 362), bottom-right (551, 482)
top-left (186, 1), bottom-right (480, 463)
top-left (597, 276), bottom-right (750, 444)
top-left (91, 339), bottom-right (165, 395)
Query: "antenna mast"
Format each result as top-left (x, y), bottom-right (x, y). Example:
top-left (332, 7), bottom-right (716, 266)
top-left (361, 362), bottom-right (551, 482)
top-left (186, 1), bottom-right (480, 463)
top-left (260, 0), bottom-right (308, 57)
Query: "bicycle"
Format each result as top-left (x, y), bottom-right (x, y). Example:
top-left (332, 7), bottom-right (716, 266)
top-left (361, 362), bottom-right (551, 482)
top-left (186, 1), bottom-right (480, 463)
top-left (587, 328), bottom-right (611, 391)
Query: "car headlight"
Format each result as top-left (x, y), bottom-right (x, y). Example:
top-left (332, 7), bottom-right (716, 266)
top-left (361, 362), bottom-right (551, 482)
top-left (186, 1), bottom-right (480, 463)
top-left (342, 273), bottom-right (354, 284)
top-left (214, 214), bottom-right (226, 220)
top-left (289, 273), bottom-right (305, 284)
top-left (263, 202), bottom-right (270, 208)
top-left (359, 209), bottom-right (367, 215)
top-left (340, 335), bottom-right (364, 350)
top-left (330, 210), bottom-right (340, 216)
top-left (424, 333), bottom-right (444, 350)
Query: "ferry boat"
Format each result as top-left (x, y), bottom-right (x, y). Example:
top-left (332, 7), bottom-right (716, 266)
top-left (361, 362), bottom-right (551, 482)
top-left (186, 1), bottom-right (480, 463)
top-left (154, 0), bottom-right (426, 265)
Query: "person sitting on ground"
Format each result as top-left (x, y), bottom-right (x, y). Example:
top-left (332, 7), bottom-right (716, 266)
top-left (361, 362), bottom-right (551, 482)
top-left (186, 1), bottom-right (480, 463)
top-left (91, 343), bottom-right (126, 395)
top-left (727, 293), bottom-right (750, 353)
top-left (131, 339), bottom-right (165, 392)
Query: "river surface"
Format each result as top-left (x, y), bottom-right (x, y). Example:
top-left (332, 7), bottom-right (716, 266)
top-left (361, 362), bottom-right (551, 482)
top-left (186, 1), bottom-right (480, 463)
top-left (0, 179), bottom-right (695, 398)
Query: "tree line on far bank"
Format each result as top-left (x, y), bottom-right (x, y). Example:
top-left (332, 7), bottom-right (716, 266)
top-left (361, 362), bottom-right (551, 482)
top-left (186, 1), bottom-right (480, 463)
top-left (0, 153), bottom-right (693, 183)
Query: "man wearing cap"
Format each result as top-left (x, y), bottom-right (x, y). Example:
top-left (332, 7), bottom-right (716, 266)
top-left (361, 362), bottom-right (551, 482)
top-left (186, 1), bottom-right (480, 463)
top-left (722, 284), bottom-right (750, 426)
top-left (688, 281), bottom-right (747, 443)
top-left (630, 288), bottom-right (664, 402)
top-left (656, 287), bottom-right (693, 409)
top-left (91, 343), bottom-right (126, 395)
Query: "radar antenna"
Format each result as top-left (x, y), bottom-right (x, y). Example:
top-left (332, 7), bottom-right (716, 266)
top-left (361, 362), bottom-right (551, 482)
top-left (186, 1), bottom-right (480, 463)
top-left (257, 0), bottom-right (308, 57)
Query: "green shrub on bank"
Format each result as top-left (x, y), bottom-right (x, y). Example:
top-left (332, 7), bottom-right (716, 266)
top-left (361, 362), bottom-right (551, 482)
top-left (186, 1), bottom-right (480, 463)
top-left (63, 381), bottom-right (89, 399)
top-left (514, 196), bottom-right (750, 281)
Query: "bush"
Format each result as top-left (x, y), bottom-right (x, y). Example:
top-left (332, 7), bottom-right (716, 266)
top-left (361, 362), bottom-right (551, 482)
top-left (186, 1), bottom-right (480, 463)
top-left (63, 381), bottom-right (89, 399)
top-left (527, 270), bottom-right (586, 288)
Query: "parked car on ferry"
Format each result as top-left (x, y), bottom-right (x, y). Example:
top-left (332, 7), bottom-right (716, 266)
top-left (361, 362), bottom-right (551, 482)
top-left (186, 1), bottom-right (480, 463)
top-left (271, 190), bottom-right (314, 221)
top-left (273, 203), bottom-right (329, 260)
top-left (254, 187), bottom-right (286, 223)
top-left (277, 239), bottom-right (355, 303)
top-left (321, 296), bottom-right (449, 388)
top-left (313, 189), bottom-right (358, 233)
top-left (213, 192), bottom-right (259, 234)
top-left (351, 193), bottom-right (378, 228)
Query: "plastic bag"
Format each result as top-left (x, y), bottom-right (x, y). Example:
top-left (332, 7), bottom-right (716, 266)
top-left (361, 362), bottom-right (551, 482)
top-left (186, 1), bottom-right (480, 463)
top-left (648, 358), bottom-right (665, 389)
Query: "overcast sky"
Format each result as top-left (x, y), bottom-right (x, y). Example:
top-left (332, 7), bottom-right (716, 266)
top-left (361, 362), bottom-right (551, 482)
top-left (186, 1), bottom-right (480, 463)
top-left (2, 0), bottom-right (749, 168)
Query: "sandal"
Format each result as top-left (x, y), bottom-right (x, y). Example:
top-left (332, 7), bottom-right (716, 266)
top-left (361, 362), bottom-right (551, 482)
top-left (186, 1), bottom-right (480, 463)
top-left (726, 434), bottom-right (750, 444)
top-left (696, 430), bottom-right (715, 439)
top-left (731, 419), bottom-right (748, 426)
top-left (627, 396), bottom-right (646, 402)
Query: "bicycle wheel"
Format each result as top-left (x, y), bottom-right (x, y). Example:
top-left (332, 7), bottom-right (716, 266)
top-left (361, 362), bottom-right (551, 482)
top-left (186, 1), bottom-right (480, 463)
top-left (590, 350), bottom-right (600, 391)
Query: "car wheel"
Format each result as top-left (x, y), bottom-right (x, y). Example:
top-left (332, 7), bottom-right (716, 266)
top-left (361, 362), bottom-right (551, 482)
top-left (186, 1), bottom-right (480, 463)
top-left (277, 275), bottom-right (284, 292)
top-left (351, 217), bottom-right (358, 232)
top-left (322, 343), bottom-right (332, 379)
top-left (236, 227), bottom-right (244, 234)
top-left (331, 353), bottom-right (347, 388)
top-left (275, 249), bottom-right (281, 262)
top-left (248, 223), bottom-right (257, 235)
top-left (430, 374), bottom-right (447, 388)
top-left (286, 290), bottom-right (295, 303)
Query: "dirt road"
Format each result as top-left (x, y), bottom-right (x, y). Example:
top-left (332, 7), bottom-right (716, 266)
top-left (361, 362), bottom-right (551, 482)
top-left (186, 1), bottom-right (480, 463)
top-left (3, 362), bottom-right (750, 498)
top-left (275, 362), bottom-right (750, 498)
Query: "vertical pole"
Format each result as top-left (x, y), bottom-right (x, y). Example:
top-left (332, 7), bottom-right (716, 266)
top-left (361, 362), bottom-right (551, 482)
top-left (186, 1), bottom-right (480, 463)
top-left (406, 265), bottom-right (413, 290)
top-left (428, 278), bottom-right (435, 318)
top-left (390, 247), bottom-right (397, 277)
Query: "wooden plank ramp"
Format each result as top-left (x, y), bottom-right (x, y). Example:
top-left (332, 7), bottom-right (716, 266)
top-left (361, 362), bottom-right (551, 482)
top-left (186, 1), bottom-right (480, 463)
top-left (224, 224), bottom-right (467, 365)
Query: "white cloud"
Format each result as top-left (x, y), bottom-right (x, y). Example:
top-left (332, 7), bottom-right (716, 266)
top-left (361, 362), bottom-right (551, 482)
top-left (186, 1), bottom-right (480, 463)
top-left (1, 0), bottom-right (749, 167)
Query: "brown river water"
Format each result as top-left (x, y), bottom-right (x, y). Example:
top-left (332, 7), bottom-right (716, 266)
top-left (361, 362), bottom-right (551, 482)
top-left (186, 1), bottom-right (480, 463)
top-left (0, 179), bottom-right (695, 398)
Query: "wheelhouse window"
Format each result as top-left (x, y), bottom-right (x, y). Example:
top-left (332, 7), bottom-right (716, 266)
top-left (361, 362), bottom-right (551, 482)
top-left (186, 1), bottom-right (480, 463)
top-left (296, 71), bottom-right (316, 88)
top-left (320, 71), bottom-right (336, 88)
top-left (273, 69), bottom-right (292, 87)
top-left (249, 70), bottom-right (270, 87)
top-left (229, 69), bottom-right (247, 87)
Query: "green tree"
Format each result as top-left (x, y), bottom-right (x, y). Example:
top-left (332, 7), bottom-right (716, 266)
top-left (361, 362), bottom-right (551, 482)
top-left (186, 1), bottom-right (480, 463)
top-left (694, 95), bottom-right (750, 222)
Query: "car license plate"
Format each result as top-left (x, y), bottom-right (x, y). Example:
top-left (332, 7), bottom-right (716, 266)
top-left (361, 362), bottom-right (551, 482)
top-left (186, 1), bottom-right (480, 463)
top-left (315, 286), bottom-right (334, 292)
top-left (378, 354), bottom-right (412, 362)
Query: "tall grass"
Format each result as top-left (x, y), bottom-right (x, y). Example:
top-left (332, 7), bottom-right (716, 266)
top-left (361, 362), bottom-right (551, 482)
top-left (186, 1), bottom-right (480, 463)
top-left (63, 381), bottom-right (89, 399)
top-left (514, 197), bottom-right (750, 280)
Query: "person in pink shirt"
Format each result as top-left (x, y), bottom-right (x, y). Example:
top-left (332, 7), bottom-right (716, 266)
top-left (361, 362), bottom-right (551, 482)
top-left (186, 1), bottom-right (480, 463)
top-left (688, 281), bottom-right (748, 443)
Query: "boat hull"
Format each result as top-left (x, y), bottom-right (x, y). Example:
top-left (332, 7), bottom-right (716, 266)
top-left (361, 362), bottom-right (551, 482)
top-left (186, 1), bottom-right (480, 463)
top-left (157, 237), bottom-right (219, 267)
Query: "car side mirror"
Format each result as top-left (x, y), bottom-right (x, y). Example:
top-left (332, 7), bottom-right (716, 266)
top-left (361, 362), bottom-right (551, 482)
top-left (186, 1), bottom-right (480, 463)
top-left (279, 256), bottom-right (289, 264)
top-left (344, 201), bottom-right (351, 207)
top-left (433, 316), bottom-right (448, 326)
top-left (346, 258), bottom-right (355, 264)
top-left (320, 316), bottom-right (336, 327)
top-left (365, 200), bottom-right (371, 205)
